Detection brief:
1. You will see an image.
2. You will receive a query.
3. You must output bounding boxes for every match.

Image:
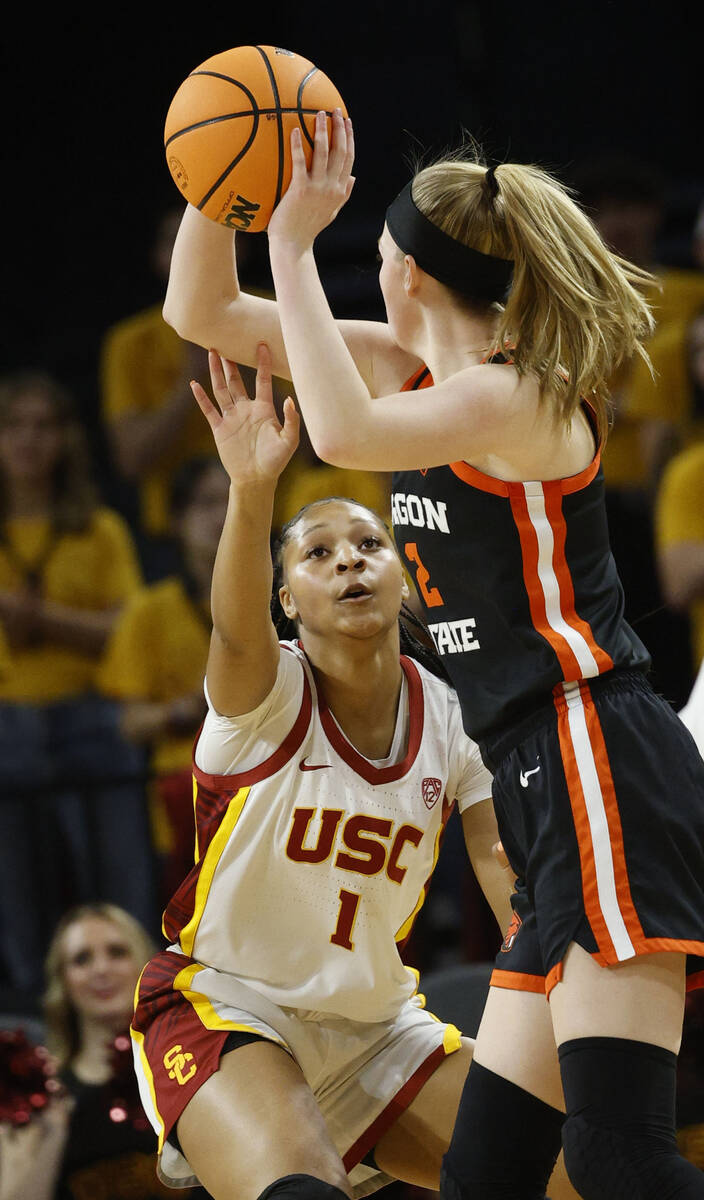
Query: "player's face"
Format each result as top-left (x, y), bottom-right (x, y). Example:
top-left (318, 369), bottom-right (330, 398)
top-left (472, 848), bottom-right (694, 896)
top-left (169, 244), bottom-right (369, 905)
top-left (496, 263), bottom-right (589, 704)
top-left (377, 226), bottom-right (416, 349)
top-left (280, 501), bottom-right (408, 641)
top-left (61, 917), bottom-right (141, 1026)
top-left (0, 392), bottom-right (63, 483)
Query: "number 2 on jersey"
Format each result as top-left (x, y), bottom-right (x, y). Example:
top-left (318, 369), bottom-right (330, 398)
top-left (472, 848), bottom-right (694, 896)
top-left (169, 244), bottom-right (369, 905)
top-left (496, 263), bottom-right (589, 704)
top-left (404, 543), bottom-right (444, 608)
top-left (330, 888), bottom-right (361, 951)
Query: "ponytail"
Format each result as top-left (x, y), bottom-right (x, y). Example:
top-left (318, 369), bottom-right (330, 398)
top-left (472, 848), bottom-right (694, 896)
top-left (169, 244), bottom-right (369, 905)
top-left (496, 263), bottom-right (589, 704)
top-left (412, 155), bottom-right (656, 442)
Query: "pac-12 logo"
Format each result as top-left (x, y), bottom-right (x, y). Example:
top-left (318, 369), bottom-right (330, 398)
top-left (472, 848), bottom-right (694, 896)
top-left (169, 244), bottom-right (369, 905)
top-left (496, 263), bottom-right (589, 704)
top-left (223, 195), bottom-right (261, 230)
top-left (422, 777), bottom-right (442, 809)
top-left (163, 1044), bottom-right (197, 1085)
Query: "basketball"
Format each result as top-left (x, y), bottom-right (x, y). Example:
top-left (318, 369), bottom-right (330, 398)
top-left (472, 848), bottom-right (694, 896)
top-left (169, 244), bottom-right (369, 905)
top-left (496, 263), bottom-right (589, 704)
top-left (164, 45), bottom-right (347, 233)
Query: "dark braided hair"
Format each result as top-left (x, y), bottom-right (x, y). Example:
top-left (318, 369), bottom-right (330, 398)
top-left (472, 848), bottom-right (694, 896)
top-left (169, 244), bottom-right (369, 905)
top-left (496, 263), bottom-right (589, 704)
top-left (270, 497), bottom-right (453, 685)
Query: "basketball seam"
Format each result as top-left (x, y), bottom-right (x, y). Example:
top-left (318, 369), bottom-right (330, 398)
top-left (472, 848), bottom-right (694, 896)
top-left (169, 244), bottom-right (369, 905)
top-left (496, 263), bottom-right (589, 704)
top-left (254, 46), bottom-right (285, 209)
top-left (297, 68), bottom-right (318, 150)
top-left (194, 116), bottom-right (261, 212)
top-left (165, 109), bottom-right (330, 150)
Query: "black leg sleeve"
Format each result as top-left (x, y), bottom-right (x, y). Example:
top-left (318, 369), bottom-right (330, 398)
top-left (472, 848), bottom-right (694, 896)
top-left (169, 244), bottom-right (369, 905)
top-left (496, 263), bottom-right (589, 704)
top-left (440, 1061), bottom-right (564, 1199)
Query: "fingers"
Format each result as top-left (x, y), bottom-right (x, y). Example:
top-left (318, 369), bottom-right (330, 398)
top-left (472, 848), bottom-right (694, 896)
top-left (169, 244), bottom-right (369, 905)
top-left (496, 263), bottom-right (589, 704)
top-left (190, 378), bottom-right (220, 428)
top-left (310, 109), bottom-right (329, 180)
top-left (222, 357), bottom-right (248, 400)
top-left (290, 125), bottom-right (308, 178)
top-left (254, 341), bottom-right (273, 404)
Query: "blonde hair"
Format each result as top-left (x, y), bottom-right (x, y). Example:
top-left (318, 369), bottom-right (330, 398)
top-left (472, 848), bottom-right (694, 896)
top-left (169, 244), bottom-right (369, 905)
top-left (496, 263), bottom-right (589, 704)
top-left (43, 904), bottom-right (156, 1068)
top-left (411, 155), bottom-right (656, 441)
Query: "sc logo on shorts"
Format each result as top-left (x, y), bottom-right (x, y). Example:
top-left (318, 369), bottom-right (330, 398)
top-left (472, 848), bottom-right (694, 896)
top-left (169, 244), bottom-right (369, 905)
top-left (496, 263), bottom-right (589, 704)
top-left (163, 1044), bottom-right (197, 1085)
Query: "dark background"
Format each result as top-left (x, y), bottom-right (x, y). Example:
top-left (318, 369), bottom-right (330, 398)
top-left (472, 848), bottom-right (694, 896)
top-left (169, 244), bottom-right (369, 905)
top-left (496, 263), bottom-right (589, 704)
top-left (6, 1), bottom-right (701, 398)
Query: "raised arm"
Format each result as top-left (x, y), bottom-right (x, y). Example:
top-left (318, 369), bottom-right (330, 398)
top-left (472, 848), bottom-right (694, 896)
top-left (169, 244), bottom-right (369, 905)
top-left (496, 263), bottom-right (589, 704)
top-left (163, 203), bottom-right (419, 396)
top-left (190, 344), bottom-right (299, 716)
top-left (265, 112), bottom-right (523, 471)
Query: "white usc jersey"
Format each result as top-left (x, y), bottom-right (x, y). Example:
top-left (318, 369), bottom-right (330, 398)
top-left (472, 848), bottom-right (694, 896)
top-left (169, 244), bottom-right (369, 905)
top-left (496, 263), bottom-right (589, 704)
top-left (162, 642), bottom-right (492, 1023)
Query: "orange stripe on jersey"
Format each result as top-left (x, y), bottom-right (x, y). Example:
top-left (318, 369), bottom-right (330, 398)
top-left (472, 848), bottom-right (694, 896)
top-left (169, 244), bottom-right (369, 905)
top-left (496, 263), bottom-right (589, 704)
top-left (556, 681), bottom-right (644, 963)
top-left (556, 689), bottom-right (617, 959)
top-left (509, 484), bottom-right (583, 678)
top-left (402, 365), bottom-right (433, 391)
top-left (542, 483), bottom-right (613, 673)
top-left (580, 690), bottom-right (644, 945)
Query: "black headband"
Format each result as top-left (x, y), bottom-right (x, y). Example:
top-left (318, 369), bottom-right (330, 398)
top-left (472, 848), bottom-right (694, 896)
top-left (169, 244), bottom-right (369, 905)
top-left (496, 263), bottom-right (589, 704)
top-left (385, 181), bottom-right (513, 303)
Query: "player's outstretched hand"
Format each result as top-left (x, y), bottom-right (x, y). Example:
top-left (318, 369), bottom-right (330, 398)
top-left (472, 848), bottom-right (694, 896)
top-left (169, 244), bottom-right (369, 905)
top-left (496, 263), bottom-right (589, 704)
top-left (190, 342), bottom-right (299, 486)
top-left (267, 108), bottom-right (355, 252)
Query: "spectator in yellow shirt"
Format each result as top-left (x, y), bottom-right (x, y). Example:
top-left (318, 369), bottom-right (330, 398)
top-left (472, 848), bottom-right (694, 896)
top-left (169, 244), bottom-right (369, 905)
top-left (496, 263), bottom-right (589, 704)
top-left (0, 370), bottom-right (157, 999)
top-left (98, 456), bottom-right (229, 903)
top-left (655, 440), bottom-right (704, 674)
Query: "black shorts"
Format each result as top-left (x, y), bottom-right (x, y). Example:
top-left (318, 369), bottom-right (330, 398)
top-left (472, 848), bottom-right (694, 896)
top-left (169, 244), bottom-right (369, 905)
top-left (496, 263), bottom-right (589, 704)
top-left (480, 670), bottom-right (704, 997)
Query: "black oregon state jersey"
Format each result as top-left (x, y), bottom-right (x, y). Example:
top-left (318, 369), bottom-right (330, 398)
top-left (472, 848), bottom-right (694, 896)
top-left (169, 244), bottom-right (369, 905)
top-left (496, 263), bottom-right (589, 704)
top-left (391, 365), bottom-right (650, 742)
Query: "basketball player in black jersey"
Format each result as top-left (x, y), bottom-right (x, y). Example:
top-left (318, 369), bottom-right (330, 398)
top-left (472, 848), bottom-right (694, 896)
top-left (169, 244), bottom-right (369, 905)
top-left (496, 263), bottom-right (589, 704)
top-left (164, 110), bottom-right (704, 1198)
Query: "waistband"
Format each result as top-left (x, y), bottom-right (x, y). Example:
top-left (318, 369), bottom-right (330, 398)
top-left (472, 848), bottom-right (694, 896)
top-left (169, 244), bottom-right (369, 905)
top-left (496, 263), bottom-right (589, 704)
top-left (479, 668), bottom-right (652, 773)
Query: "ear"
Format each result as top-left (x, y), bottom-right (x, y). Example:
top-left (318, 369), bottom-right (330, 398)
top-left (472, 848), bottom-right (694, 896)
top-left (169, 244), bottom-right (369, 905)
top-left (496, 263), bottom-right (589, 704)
top-left (403, 254), bottom-right (420, 296)
top-left (279, 584), bottom-right (298, 621)
top-left (401, 575), bottom-right (410, 603)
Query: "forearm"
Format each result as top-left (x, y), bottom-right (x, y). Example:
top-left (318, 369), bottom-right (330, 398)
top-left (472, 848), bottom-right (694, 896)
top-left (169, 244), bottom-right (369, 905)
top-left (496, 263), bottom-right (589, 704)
top-left (268, 241), bottom-right (372, 462)
top-left (163, 205), bottom-right (240, 341)
top-left (210, 481), bottom-right (278, 653)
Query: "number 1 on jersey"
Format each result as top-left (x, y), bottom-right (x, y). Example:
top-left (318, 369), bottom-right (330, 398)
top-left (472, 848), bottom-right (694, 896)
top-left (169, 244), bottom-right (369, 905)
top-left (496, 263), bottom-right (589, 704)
top-left (404, 543), bottom-right (444, 608)
top-left (330, 888), bottom-right (360, 951)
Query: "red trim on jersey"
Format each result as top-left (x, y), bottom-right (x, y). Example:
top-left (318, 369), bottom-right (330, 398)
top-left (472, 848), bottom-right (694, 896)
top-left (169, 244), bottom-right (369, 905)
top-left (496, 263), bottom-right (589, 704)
top-left (509, 484), bottom-right (584, 678)
top-left (192, 653), bottom-right (313, 792)
top-left (318, 655), bottom-right (425, 784)
top-left (342, 1040), bottom-right (449, 1172)
top-left (687, 970), bottom-right (704, 992)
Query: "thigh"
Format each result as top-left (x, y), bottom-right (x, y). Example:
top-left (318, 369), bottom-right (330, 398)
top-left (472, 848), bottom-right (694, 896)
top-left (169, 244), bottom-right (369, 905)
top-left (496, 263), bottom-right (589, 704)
top-left (549, 941), bottom-right (687, 1053)
top-left (177, 1040), bottom-right (352, 1200)
top-left (473, 984), bottom-right (565, 1111)
top-left (374, 1037), bottom-right (473, 1190)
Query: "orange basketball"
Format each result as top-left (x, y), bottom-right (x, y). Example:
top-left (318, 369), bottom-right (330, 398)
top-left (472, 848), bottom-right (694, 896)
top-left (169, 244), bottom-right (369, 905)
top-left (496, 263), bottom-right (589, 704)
top-left (164, 45), bottom-right (347, 233)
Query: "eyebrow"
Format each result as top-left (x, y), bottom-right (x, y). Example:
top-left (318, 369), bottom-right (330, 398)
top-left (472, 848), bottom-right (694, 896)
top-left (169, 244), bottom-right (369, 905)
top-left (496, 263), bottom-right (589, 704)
top-left (298, 516), bottom-right (381, 538)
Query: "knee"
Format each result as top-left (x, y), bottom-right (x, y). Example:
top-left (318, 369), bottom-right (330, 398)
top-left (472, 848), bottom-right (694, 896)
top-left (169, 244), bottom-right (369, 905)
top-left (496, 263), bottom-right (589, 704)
top-left (560, 1112), bottom-right (628, 1200)
top-left (257, 1175), bottom-right (351, 1200)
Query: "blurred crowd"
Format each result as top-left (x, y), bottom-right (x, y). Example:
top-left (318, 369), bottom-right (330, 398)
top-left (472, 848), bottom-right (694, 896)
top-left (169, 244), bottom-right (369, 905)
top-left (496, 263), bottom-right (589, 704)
top-left (1, 156), bottom-right (703, 1195)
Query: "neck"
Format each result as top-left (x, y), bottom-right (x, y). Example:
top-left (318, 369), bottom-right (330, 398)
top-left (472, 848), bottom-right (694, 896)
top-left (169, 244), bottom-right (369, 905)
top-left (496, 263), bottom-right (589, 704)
top-left (416, 303), bottom-right (497, 383)
top-left (302, 632), bottom-right (404, 757)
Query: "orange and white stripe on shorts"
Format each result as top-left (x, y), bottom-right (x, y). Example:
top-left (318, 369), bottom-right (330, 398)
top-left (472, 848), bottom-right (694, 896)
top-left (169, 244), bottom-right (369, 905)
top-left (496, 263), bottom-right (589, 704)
top-left (555, 679), bottom-right (644, 962)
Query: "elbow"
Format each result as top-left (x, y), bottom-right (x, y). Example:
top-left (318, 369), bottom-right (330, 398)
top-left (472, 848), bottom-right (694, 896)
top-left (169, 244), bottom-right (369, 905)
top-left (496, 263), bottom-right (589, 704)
top-left (309, 431), bottom-right (357, 469)
top-left (162, 296), bottom-right (197, 343)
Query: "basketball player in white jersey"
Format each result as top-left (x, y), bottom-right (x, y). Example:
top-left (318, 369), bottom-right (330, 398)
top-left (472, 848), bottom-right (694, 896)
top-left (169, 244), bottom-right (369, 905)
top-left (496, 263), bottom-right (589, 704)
top-left (131, 346), bottom-right (580, 1200)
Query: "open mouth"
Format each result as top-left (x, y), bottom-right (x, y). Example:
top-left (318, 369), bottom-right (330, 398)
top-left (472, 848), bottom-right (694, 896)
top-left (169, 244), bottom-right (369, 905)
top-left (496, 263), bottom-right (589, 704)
top-left (339, 584), bottom-right (372, 601)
